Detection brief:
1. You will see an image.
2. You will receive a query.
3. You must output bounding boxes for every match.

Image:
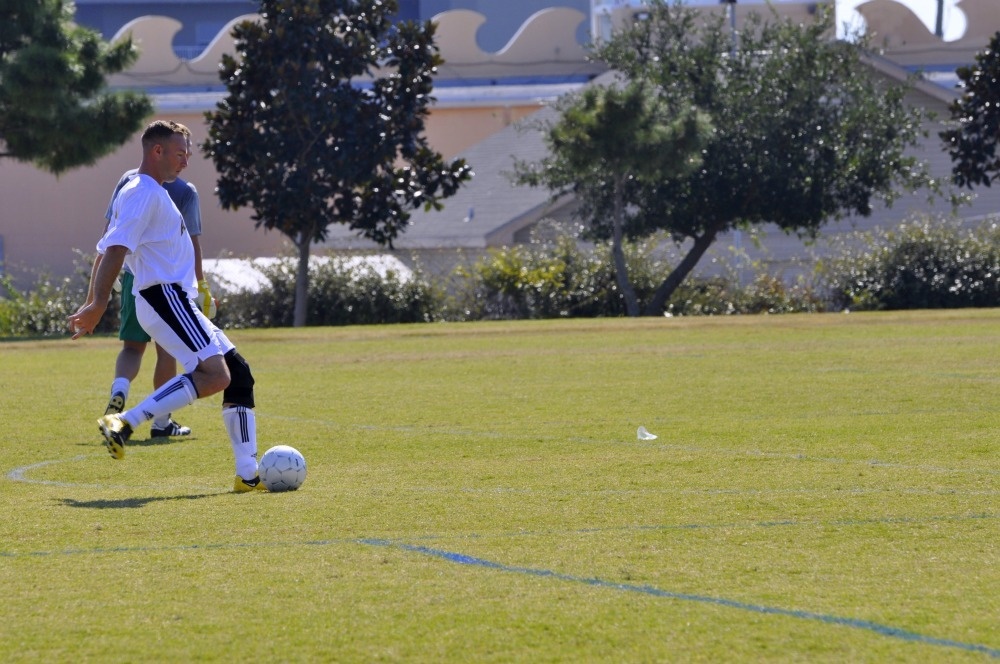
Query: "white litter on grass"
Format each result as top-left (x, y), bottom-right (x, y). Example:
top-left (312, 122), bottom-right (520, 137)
top-left (637, 426), bottom-right (658, 441)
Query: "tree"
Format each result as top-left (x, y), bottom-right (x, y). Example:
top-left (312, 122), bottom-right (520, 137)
top-left (521, 2), bottom-right (936, 316)
top-left (0, 0), bottom-right (152, 174)
top-left (203, 0), bottom-right (472, 327)
top-left (515, 80), bottom-right (712, 316)
top-left (940, 31), bottom-right (1000, 189)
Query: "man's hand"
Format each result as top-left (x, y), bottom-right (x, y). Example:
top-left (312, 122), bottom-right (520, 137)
top-left (67, 301), bottom-right (107, 340)
top-left (69, 245), bottom-right (125, 339)
top-left (197, 279), bottom-right (217, 318)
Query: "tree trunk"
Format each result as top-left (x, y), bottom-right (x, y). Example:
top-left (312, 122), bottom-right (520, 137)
top-left (611, 177), bottom-right (641, 317)
top-left (644, 224), bottom-right (722, 316)
top-left (293, 233), bottom-right (310, 327)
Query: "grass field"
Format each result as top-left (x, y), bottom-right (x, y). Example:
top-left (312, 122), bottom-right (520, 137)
top-left (0, 311), bottom-right (997, 662)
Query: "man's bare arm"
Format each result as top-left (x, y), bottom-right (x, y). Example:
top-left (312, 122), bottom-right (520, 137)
top-left (68, 245), bottom-right (127, 339)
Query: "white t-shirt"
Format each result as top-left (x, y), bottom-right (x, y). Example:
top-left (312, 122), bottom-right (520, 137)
top-left (98, 173), bottom-right (197, 298)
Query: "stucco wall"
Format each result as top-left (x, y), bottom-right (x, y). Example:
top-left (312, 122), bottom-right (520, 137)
top-left (0, 7), bottom-right (595, 289)
top-left (0, 100), bottom-right (552, 289)
top-left (0, 114), bottom-right (285, 290)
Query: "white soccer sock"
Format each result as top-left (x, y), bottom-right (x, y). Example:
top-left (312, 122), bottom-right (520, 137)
top-left (223, 406), bottom-right (259, 480)
top-left (122, 374), bottom-right (198, 429)
top-left (152, 412), bottom-right (172, 428)
top-left (110, 377), bottom-right (131, 400)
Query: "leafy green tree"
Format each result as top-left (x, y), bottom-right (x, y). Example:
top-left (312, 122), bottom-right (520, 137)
top-left (0, 0), bottom-right (152, 174)
top-left (203, 0), bottom-right (472, 327)
top-left (940, 31), bottom-right (1000, 189)
top-left (516, 80), bottom-right (711, 316)
top-left (524, 2), bottom-right (936, 316)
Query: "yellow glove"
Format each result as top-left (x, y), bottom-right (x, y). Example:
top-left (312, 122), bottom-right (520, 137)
top-left (197, 279), bottom-right (217, 318)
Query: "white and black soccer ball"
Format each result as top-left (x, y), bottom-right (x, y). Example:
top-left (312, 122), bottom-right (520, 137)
top-left (259, 445), bottom-right (307, 492)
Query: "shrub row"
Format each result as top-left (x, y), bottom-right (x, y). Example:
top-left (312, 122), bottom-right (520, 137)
top-left (216, 258), bottom-right (441, 328)
top-left (2, 217), bottom-right (998, 337)
top-left (0, 254), bottom-right (119, 338)
top-left (447, 234), bottom-right (825, 319)
top-left (821, 219), bottom-right (1000, 311)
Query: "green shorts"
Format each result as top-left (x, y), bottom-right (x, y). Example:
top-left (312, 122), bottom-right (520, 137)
top-left (118, 272), bottom-right (152, 343)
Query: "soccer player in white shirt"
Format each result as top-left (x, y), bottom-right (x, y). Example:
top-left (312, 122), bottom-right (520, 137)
top-left (69, 120), bottom-right (266, 492)
top-left (89, 159), bottom-right (210, 438)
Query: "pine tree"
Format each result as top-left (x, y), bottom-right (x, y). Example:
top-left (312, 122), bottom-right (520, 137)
top-left (0, 0), bottom-right (152, 174)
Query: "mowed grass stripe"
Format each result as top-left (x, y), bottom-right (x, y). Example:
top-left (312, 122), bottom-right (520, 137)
top-left (0, 311), bottom-right (996, 661)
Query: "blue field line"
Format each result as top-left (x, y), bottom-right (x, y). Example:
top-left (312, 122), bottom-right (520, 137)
top-left (359, 538), bottom-right (1000, 659)
top-left (2, 531), bottom-right (996, 657)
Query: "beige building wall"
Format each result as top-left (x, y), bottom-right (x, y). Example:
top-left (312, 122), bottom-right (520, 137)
top-left (425, 105), bottom-right (544, 159)
top-left (0, 100), bottom-right (549, 290)
top-left (0, 6), bottom-right (595, 290)
top-left (0, 114), bottom-right (284, 290)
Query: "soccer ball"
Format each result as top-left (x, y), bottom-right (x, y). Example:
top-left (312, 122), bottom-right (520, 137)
top-left (258, 445), bottom-right (307, 492)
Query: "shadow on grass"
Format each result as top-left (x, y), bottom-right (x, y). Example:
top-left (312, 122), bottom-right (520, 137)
top-left (73, 435), bottom-right (197, 451)
top-left (59, 493), bottom-right (220, 509)
top-left (129, 435), bottom-right (198, 449)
